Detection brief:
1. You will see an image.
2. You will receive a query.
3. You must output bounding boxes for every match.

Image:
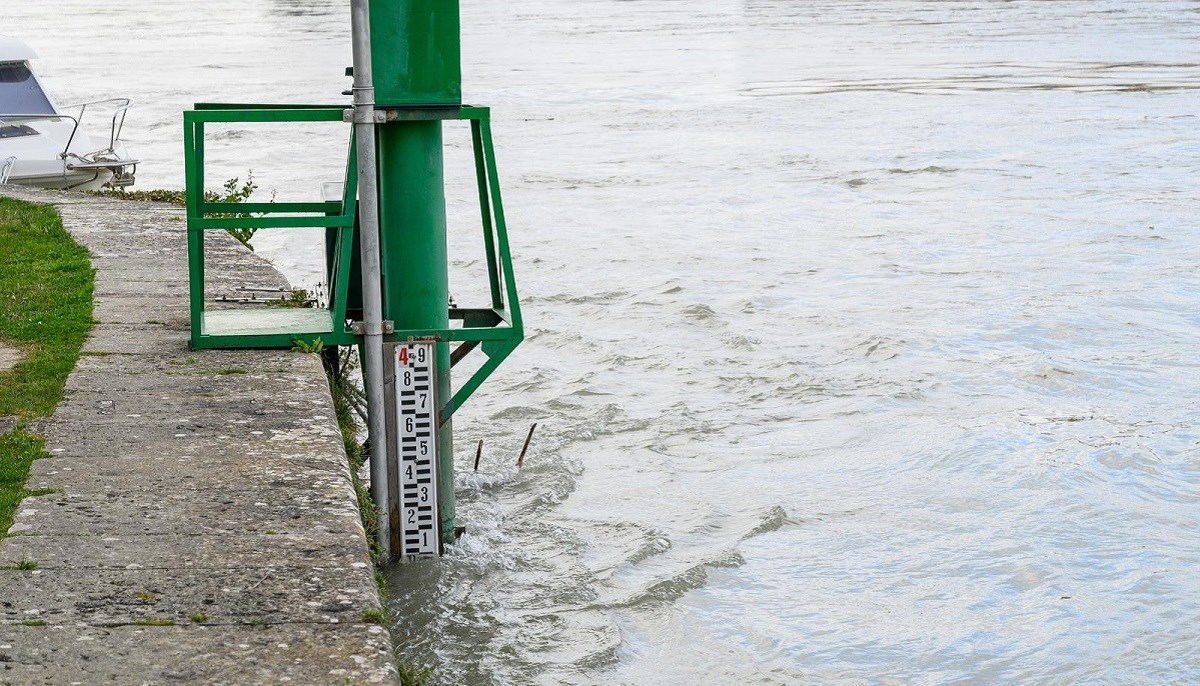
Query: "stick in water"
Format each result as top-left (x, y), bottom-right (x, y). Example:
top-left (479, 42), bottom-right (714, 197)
top-left (474, 439), bottom-right (483, 472)
top-left (516, 423), bottom-right (538, 468)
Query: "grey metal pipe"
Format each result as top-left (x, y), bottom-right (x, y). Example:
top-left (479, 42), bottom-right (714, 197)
top-left (349, 0), bottom-right (391, 560)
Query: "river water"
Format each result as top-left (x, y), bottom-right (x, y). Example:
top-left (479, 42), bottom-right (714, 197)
top-left (9, 1), bottom-right (1200, 684)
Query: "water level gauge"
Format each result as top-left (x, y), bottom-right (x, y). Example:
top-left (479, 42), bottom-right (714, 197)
top-left (393, 342), bottom-right (440, 558)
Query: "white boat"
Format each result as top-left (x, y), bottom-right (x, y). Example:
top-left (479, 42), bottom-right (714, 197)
top-left (0, 36), bottom-right (137, 191)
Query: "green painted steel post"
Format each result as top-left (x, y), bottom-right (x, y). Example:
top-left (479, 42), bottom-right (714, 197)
top-left (368, 0), bottom-right (461, 107)
top-left (371, 0), bottom-right (462, 549)
top-left (377, 122), bottom-right (455, 546)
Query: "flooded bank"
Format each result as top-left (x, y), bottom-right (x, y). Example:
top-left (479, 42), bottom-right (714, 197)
top-left (10, 1), bottom-right (1200, 683)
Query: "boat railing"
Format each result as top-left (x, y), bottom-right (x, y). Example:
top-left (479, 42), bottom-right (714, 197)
top-left (60, 97), bottom-right (134, 159)
top-left (1, 156), bottom-right (16, 184)
top-left (0, 113), bottom-right (77, 126)
top-left (0, 112), bottom-right (86, 162)
top-left (0, 98), bottom-right (134, 163)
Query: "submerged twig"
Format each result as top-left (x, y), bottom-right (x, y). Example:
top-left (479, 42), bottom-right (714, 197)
top-left (516, 423), bottom-right (537, 468)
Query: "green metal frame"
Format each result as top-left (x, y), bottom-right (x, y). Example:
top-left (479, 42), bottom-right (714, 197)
top-left (185, 104), bottom-right (359, 349)
top-left (183, 103), bottom-right (523, 421)
top-left (379, 106), bottom-right (523, 420)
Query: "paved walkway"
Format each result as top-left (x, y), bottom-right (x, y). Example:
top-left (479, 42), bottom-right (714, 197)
top-left (0, 345), bottom-right (19, 373)
top-left (0, 187), bottom-right (397, 685)
top-left (2, 341), bottom-right (25, 434)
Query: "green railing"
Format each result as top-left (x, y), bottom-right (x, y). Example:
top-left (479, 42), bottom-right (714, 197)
top-left (184, 104), bottom-right (359, 349)
top-left (183, 103), bottom-right (523, 421)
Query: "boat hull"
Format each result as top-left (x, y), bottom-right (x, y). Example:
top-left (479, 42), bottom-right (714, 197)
top-left (1, 124), bottom-right (132, 191)
top-left (3, 163), bottom-right (115, 191)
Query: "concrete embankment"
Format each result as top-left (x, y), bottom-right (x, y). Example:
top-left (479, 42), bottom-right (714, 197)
top-left (0, 187), bottom-right (398, 684)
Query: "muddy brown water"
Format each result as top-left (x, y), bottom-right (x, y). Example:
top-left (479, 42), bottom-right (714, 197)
top-left (9, 1), bottom-right (1200, 683)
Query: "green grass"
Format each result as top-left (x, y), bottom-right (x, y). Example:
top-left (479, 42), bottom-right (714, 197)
top-left (132, 618), bottom-right (174, 626)
top-left (0, 198), bottom-right (95, 536)
top-left (0, 198), bottom-right (95, 417)
top-left (324, 348), bottom-right (379, 565)
top-left (398, 662), bottom-right (432, 686)
top-left (265, 288), bottom-right (316, 309)
top-left (0, 431), bottom-right (51, 535)
top-left (19, 619), bottom-right (46, 627)
top-left (360, 608), bottom-right (387, 625)
top-left (88, 188), bottom-right (187, 206)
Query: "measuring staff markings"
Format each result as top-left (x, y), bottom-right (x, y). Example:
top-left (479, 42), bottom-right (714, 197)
top-left (181, 0), bottom-right (527, 559)
top-left (395, 342), bottom-right (439, 557)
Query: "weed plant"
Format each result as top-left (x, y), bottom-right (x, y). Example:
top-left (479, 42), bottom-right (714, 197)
top-left (90, 174), bottom-right (264, 250)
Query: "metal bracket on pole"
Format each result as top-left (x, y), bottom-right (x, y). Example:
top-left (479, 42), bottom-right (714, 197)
top-left (350, 320), bottom-right (395, 336)
top-left (372, 107), bottom-right (463, 123)
top-left (342, 108), bottom-right (389, 124)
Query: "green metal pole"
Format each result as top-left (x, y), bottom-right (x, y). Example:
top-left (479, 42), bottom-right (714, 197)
top-left (377, 121), bottom-right (455, 546)
top-left (370, 0), bottom-right (463, 553)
